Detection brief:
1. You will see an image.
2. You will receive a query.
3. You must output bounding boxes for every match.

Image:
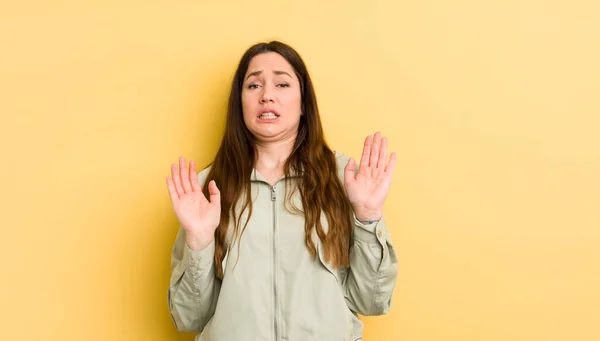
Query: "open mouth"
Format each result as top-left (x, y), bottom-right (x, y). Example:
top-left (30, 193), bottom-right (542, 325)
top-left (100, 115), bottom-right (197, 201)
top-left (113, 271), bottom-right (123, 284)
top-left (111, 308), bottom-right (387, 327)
top-left (258, 112), bottom-right (279, 119)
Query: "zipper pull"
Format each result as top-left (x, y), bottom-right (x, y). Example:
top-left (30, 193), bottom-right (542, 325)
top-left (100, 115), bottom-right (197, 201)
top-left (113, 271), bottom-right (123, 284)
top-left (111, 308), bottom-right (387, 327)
top-left (271, 186), bottom-right (276, 201)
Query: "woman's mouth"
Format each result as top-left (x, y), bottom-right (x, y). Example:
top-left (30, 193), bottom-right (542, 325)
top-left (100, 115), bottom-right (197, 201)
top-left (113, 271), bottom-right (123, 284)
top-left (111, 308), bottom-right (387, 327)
top-left (258, 112), bottom-right (279, 120)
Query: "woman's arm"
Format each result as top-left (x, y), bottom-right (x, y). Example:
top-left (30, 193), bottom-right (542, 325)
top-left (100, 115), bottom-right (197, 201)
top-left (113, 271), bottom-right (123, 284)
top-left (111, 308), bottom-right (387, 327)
top-left (168, 227), bottom-right (221, 332)
top-left (343, 215), bottom-right (398, 315)
top-left (337, 131), bottom-right (399, 315)
top-left (166, 160), bottom-right (222, 332)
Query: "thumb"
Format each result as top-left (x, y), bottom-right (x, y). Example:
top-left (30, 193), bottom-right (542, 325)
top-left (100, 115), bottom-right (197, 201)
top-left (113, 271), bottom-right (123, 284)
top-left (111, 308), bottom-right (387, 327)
top-left (207, 180), bottom-right (221, 205)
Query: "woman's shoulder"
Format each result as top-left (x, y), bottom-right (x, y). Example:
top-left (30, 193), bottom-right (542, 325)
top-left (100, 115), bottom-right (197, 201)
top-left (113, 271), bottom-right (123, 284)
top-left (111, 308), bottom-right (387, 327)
top-left (196, 165), bottom-right (212, 187)
top-left (333, 150), bottom-right (351, 165)
top-left (332, 150), bottom-right (352, 180)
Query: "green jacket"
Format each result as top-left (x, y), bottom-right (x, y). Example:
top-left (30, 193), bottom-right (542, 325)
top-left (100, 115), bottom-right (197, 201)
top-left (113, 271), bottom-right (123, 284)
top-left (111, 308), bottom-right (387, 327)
top-left (168, 152), bottom-right (398, 341)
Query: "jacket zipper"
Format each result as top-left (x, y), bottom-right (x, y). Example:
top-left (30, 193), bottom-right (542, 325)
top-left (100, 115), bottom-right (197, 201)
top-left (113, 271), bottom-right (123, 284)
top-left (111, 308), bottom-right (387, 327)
top-left (271, 185), bottom-right (279, 341)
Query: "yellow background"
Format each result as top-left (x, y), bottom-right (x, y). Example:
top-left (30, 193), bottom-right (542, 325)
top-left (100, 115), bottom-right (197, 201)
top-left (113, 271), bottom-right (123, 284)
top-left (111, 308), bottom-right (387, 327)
top-left (1, 0), bottom-right (598, 340)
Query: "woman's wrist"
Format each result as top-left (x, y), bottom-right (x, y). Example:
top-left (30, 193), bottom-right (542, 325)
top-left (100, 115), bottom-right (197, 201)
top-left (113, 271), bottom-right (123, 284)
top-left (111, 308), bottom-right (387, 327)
top-left (185, 232), bottom-right (215, 252)
top-left (354, 208), bottom-right (383, 223)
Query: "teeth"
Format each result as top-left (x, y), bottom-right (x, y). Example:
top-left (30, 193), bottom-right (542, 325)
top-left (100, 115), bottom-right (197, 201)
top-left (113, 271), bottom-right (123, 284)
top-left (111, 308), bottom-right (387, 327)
top-left (260, 112), bottom-right (277, 119)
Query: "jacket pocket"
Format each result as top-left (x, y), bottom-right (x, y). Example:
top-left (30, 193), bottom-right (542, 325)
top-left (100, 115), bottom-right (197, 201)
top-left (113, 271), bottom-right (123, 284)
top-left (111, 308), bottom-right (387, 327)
top-left (316, 240), bottom-right (340, 282)
top-left (315, 241), bottom-right (355, 341)
top-left (196, 315), bottom-right (214, 341)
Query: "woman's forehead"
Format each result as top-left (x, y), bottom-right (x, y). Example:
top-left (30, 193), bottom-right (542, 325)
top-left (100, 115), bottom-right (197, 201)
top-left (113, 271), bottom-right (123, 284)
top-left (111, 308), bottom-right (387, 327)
top-left (246, 52), bottom-right (295, 76)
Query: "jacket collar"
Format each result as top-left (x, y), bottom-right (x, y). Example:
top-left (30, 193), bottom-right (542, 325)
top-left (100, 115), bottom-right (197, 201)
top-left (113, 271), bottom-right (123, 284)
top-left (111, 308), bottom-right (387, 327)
top-left (250, 166), bottom-right (303, 184)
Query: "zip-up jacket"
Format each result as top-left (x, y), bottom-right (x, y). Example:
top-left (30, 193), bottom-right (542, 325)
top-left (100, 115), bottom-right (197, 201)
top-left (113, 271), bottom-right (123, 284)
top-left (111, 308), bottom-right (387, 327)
top-left (168, 152), bottom-right (398, 341)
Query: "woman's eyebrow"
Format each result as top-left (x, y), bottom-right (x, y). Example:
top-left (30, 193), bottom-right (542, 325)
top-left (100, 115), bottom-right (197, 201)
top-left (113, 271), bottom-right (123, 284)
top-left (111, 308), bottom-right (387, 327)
top-left (274, 70), bottom-right (292, 78)
top-left (246, 70), bottom-right (262, 80)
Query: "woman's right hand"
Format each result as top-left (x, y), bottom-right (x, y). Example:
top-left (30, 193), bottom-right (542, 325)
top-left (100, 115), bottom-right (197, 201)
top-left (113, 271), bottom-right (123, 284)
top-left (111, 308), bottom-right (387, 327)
top-left (166, 157), bottom-right (221, 252)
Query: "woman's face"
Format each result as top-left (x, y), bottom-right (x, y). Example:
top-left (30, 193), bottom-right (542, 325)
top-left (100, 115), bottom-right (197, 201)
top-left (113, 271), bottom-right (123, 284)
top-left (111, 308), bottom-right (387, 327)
top-left (241, 52), bottom-right (303, 144)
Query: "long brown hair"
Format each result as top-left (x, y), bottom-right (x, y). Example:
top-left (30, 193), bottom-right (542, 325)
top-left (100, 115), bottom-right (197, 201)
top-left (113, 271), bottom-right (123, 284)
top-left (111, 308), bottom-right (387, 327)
top-left (203, 41), bottom-right (353, 279)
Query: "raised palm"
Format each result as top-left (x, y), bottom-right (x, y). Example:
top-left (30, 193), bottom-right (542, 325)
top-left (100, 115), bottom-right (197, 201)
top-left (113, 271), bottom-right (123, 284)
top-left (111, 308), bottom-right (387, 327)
top-left (344, 132), bottom-right (396, 221)
top-left (166, 157), bottom-right (221, 251)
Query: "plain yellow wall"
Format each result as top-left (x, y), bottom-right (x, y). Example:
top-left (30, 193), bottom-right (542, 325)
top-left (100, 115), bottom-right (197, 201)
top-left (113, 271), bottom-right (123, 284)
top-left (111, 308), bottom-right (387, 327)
top-left (1, 0), bottom-right (598, 340)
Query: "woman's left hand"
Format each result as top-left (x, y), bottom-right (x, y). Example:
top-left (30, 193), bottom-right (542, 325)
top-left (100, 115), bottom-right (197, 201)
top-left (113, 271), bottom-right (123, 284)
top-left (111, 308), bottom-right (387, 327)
top-left (344, 131), bottom-right (397, 221)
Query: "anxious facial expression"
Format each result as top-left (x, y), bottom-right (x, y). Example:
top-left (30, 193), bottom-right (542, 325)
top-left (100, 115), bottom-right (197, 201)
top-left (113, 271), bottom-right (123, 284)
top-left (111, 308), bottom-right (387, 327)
top-left (241, 52), bottom-right (303, 143)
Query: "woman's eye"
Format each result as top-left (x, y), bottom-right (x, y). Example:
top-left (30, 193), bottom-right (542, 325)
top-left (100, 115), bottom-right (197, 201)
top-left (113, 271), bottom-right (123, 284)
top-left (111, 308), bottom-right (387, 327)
top-left (278, 83), bottom-right (290, 88)
top-left (248, 84), bottom-right (259, 89)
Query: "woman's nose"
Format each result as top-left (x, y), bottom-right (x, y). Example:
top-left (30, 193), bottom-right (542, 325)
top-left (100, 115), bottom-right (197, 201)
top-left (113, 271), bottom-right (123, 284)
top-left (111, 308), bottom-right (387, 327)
top-left (259, 88), bottom-right (275, 103)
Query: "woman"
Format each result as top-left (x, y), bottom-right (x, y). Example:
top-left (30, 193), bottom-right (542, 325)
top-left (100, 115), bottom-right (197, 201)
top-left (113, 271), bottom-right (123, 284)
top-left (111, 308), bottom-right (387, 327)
top-left (166, 41), bottom-right (398, 341)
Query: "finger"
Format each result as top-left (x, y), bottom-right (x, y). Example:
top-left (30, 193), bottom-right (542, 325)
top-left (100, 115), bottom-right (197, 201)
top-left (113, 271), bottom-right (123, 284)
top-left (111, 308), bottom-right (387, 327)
top-left (344, 157), bottom-right (357, 184)
top-left (207, 180), bottom-right (221, 205)
top-left (369, 131), bottom-right (381, 168)
top-left (385, 152), bottom-right (397, 174)
top-left (377, 137), bottom-right (388, 169)
top-left (166, 176), bottom-right (179, 201)
top-left (171, 163), bottom-right (185, 196)
top-left (179, 157), bottom-right (192, 193)
top-left (359, 135), bottom-right (372, 170)
top-left (190, 160), bottom-right (201, 191)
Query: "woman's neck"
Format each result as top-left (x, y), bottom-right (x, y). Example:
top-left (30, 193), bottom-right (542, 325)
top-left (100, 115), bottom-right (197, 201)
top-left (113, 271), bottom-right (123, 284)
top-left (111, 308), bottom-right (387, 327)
top-left (255, 136), bottom-right (295, 171)
top-left (254, 135), bottom-right (296, 185)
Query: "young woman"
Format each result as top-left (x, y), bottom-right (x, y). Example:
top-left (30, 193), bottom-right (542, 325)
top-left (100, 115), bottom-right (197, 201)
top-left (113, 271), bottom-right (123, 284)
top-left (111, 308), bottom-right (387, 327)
top-left (167, 41), bottom-right (398, 341)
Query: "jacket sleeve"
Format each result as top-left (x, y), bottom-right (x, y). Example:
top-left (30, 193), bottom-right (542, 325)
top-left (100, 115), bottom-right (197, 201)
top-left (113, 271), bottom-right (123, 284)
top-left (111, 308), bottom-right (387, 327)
top-left (342, 214), bottom-right (398, 316)
top-left (168, 168), bottom-right (221, 332)
top-left (168, 228), bottom-right (221, 331)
